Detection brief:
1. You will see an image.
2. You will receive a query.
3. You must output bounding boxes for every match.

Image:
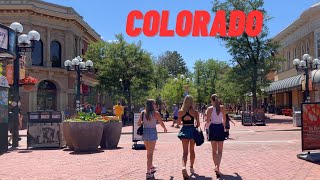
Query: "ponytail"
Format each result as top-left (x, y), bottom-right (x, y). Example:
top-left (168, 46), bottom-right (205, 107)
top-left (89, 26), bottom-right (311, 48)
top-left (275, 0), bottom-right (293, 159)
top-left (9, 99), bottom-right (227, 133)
top-left (211, 94), bottom-right (221, 115)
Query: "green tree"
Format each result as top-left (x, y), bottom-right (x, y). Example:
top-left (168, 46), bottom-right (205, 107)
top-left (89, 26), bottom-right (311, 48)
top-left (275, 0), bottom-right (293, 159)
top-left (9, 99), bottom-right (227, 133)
top-left (157, 51), bottom-right (188, 76)
top-left (85, 34), bottom-right (154, 112)
top-left (212, 0), bottom-right (282, 109)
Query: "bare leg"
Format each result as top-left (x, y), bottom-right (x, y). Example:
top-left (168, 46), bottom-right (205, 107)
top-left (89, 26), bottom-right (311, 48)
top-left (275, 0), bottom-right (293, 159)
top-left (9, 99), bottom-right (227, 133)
top-left (182, 139), bottom-right (189, 168)
top-left (216, 141), bottom-right (224, 173)
top-left (189, 140), bottom-right (196, 168)
top-left (144, 141), bottom-right (156, 173)
top-left (211, 141), bottom-right (218, 169)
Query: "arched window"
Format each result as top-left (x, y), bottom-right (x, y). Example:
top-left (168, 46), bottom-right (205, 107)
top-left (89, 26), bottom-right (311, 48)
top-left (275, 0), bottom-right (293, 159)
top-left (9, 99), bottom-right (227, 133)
top-left (306, 41), bottom-right (310, 54)
top-left (32, 40), bottom-right (43, 66)
top-left (37, 80), bottom-right (57, 111)
top-left (51, 41), bottom-right (61, 68)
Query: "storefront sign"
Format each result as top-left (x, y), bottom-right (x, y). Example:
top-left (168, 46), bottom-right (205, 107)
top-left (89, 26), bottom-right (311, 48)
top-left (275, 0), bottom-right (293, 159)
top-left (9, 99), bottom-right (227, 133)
top-left (301, 102), bottom-right (320, 151)
top-left (0, 27), bottom-right (8, 50)
top-left (40, 112), bottom-right (50, 120)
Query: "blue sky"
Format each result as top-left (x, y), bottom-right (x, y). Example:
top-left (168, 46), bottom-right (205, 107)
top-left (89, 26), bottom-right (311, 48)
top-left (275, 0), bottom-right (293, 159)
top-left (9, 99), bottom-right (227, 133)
top-left (44, 0), bottom-right (320, 70)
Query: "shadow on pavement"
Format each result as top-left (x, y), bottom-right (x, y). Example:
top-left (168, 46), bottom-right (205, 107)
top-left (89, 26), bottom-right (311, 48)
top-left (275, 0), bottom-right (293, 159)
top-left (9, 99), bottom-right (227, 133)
top-left (190, 172), bottom-right (213, 179)
top-left (69, 150), bottom-right (104, 155)
top-left (100, 147), bottom-right (124, 150)
top-left (17, 150), bottom-right (33, 153)
top-left (219, 173), bottom-right (243, 180)
top-left (265, 119), bottom-right (292, 124)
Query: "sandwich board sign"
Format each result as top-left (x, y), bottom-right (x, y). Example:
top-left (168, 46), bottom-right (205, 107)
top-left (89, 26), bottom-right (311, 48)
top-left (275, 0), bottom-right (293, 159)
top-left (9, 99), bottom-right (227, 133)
top-left (132, 113), bottom-right (145, 150)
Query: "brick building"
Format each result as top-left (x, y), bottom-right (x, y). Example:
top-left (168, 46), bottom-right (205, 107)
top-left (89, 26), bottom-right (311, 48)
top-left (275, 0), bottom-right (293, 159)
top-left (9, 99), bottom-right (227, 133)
top-left (0, 0), bottom-right (112, 121)
top-left (265, 2), bottom-right (320, 112)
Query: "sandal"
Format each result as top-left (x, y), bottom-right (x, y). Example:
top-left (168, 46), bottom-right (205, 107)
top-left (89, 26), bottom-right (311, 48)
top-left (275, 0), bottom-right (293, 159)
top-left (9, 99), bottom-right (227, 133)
top-left (182, 168), bottom-right (189, 179)
top-left (151, 166), bottom-right (157, 173)
top-left (146, 172), bottom-right (154, 179)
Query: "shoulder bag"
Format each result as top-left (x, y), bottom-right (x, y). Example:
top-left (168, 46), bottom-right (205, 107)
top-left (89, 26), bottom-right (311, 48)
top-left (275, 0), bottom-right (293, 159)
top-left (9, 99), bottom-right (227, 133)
top-left (137, 112), bottom-right (144, 136)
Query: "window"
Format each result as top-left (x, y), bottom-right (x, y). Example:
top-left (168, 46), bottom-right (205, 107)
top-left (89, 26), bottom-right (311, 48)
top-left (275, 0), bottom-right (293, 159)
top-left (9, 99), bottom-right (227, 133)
top-left (306, 41), bottom-right (310, 54)
top-left (51, 41), bottom-right (61, 68)
top-left (31, 40), bottom-right (43, 66)
top-left (287, 51), bottom-right (291, 69)
top-left (294, 48), bottom-right (297, 59)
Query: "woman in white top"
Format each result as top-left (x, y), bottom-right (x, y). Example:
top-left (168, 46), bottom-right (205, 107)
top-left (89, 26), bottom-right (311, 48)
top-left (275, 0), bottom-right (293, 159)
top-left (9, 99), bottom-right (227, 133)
top-left (205, 94), bottom-right (226, 178)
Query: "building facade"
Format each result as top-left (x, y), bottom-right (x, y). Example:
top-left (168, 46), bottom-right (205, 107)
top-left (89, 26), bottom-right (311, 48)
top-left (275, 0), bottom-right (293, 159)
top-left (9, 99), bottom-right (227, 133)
top-left (0, 0), bottom-right (111, 120)
top-left (265, 2), bottom-right (320, 112)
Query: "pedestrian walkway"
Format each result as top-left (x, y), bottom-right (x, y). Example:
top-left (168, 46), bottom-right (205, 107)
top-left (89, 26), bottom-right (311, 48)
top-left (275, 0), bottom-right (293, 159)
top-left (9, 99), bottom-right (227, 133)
top-left (2, 113), bottom-right (317, 180)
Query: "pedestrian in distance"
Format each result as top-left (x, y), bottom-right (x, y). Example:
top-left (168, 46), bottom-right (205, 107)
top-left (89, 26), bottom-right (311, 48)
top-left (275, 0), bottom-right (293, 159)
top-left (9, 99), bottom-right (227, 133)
top-left (164, 108), bottom-right (169, 122)
top-left (177, 95), bottom-right (200, 179)
top-left (205, 94), bottom-right (226, 178)
top-left (171, 104), bottom-right (179, 128)
top-left (225, 113), bottom-right (235, 140)
top-left (138, 99), bottom-right (168, 179)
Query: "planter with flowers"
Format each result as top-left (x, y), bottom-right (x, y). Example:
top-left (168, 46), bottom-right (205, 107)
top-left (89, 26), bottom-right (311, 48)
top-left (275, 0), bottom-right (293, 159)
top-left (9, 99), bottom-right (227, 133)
top-left (98, 116), bottom-right (122, 149)
top-left (19, 76), bottom-right (39, 91)
top-left (64, 112), bottom-right (104, 152)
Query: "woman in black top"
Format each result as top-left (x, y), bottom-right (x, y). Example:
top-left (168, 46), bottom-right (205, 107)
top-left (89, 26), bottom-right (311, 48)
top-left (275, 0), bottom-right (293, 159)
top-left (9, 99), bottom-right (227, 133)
top-left (177, 95), bottom-right (200, 178)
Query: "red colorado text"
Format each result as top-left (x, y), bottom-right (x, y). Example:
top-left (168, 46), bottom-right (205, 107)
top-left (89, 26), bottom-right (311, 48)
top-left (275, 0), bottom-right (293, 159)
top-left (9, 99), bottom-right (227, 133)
top-left (126, 10), bottom-right (263, 37)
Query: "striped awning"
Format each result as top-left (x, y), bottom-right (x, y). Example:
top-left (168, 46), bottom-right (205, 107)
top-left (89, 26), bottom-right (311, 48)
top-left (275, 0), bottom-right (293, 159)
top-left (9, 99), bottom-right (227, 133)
top-left (265, 74), bottom-right (302, 93)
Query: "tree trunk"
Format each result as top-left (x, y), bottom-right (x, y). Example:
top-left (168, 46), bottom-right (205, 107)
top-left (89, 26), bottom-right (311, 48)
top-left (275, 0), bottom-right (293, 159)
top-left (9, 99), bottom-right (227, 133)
top-left (252, 67), bottom-right (258, 110)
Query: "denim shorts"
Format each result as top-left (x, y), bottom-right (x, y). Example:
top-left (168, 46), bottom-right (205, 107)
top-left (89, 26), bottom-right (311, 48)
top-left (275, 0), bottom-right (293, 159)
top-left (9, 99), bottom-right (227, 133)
top-left (142, 128), bottom-right (158, 141)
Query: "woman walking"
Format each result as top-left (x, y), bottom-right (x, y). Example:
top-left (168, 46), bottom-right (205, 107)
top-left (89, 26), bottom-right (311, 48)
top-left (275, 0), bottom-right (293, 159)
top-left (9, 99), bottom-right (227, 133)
top-left (138, 99), bottom-right (168, 179)
top-left (206, 94), bottom-right (226, 178)
top-left (177, 95), bottom-right (200, 179)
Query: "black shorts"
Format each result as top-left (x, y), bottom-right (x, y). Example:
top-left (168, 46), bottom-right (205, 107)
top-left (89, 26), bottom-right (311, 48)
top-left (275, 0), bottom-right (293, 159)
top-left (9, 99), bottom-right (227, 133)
top-left (174, 116), bottom-right (178, 120)
top-left (208, 123), bottom-right (225, 141)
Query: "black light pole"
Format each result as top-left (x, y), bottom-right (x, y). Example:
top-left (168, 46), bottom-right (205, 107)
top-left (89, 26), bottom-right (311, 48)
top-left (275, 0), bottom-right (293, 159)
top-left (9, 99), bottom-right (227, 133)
top-left (293, 54), bottom-right (319, 102)
top-left (9, 22), bottom-right (40, 147)
top-left (64, 56), bottom-right (93, 112)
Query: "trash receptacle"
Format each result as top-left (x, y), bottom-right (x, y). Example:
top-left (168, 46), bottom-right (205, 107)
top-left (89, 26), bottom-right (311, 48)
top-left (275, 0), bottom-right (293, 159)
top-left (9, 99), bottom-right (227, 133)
top-left (293, 111), bottom-right (301, 127)
top-left (0, 76), bottom-right (10, 152)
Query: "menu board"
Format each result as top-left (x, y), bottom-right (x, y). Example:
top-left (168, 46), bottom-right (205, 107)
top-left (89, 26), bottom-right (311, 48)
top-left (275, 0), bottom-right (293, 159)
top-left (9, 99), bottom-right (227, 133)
top-left (0, 27), bottom-right (8, 50)
top-left (242, 112), bottom-right (253, 125)
top-left (254, 108), bottom-right (265, 121)
top-left (301, 103), bottom-right (320, 151)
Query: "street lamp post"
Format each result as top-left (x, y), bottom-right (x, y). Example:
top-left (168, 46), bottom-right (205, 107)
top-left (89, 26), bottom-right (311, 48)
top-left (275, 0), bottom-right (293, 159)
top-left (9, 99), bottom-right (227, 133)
top-left (293, 54), bottom-right (319, 102)
top-left (9, 22), bottom-right (41, 147)
top-left (64, 56), bottom-right (93, 112)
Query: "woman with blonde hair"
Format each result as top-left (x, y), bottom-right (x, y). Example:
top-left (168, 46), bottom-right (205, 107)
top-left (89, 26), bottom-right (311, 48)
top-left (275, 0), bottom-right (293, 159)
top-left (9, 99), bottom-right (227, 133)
top-left (138, 99), bottom-right (167, 179)
top-left (206, 94), bottom-right (226, 178)
top-left (177, 95), bottom-right (200, 178)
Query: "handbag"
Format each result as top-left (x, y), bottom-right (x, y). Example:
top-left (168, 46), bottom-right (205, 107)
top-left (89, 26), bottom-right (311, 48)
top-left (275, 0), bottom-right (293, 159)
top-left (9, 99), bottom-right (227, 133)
top-left (137, 112), bottom-right (144, 136)
top-left (193, 127), bottom-right (204, 146)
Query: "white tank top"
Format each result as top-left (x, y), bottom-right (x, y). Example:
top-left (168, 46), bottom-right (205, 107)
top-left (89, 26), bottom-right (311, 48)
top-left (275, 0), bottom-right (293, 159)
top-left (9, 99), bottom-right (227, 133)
top-left (211, 107), bottom-right (223, 124)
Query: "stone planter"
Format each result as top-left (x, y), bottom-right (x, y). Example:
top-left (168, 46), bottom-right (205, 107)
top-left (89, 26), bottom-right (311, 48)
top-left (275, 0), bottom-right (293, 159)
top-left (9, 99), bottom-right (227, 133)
top-left (69, 121), bottom-right (104, 152)
top-left (62, 122), bottom-right (73, 149)
top-left (100, 121), bottom-right (122, 149)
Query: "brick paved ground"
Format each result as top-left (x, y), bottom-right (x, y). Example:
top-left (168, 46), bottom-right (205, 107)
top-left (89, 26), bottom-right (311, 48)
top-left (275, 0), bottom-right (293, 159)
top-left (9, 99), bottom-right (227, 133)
top-left (1, 114), bottom-right (319, 180)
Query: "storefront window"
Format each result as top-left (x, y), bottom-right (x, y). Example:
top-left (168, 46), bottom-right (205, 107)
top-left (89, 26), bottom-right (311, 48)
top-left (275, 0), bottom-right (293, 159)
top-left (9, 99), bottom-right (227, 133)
top-left (37, 80), bottom-right (57, 111)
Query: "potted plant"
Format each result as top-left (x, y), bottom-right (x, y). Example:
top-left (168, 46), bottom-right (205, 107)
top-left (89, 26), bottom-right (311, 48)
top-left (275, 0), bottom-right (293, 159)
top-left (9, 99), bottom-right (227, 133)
top-left (19, 76), bottom-right (39, 91)
top-left (99, 116), bottom-right (122, 149)
top-left (64, 112), bottom-right (104, 152)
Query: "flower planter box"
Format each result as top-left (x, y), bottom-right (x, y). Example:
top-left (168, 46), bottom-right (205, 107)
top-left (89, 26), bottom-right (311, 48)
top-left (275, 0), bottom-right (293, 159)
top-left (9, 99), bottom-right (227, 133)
top-left (68, 121), bottom-right (104, 152)
top-left (62, 122), bottom-right (73, 149)
top-left (100, 121), bottom-right (122, 149)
